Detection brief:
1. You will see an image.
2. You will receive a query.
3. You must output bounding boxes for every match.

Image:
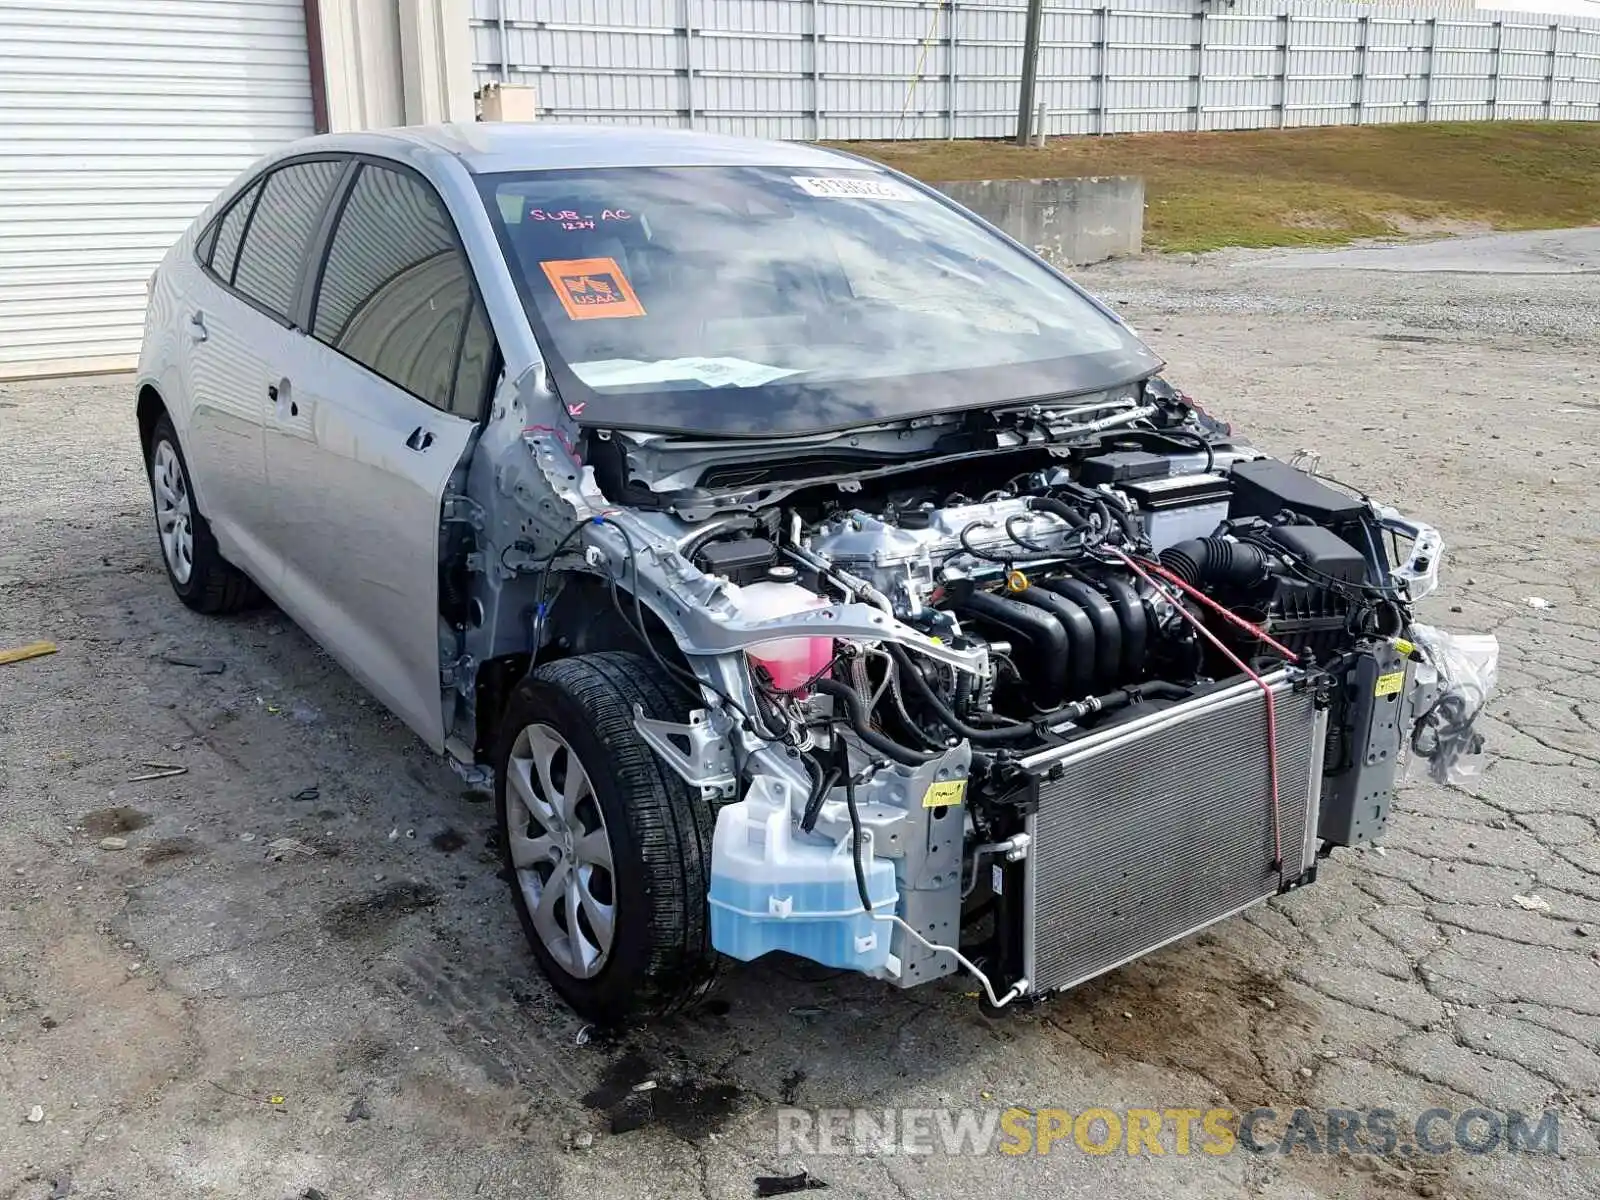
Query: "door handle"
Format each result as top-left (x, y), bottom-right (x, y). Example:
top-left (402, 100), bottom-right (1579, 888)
top-left (187, 311), bottom-right (208, 342)
top-left (405, 426), bottom-right (434, 452)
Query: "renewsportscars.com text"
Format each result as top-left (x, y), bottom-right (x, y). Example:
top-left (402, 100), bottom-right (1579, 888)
top-left (776, 1106), bottom-right (1561, 1158)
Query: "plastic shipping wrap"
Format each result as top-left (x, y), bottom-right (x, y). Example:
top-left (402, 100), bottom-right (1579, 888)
top-left (1405, 624), bottom-right (1499, 785)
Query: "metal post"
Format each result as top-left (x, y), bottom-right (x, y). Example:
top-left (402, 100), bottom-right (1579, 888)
top-left (1489, 20), bottom-right (1502, 117)
top-left (496, 0), bottom-right (509, 81)
top-left (1015, 0), bottom-right (1046, 146)
top-left (1421, 18), bottom-right (1436, 120)
top-left (685, 0), bottom-right (697, 130)
top-left (1544, 22), bottom-right (1559, 120)
top-left (1095, 5), bottom-right (1109, 135)
top-left (1276, 13), bottom-right (1291, 129)
top-left (947, 0), bottom-right (958, 139)
top-left (811, 0), bottom-right (823, 139)
top-left (1033, 99), bottom-right (1047, 146)
top-left (1355, 15), bottom-right (1369, 125)
top-left (1193, 9), bottom-right (1205, 133)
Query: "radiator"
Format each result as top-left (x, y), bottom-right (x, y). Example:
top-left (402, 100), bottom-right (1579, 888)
top-left (1021, 670), bottom-right (1325, 995)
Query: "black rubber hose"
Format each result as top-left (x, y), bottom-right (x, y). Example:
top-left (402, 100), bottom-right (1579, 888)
top-left (1009, 586), bottom-right (1095, 697)
top-left (1089, 495), bottom-right (1141, 547)
top-left (1127, 680), bottom-right (1193, 702)
top-left (1159, 537), bottom-right (1271, 589)
top-left (1027, 495), bottom-right (1090, 529)
top-left (1057, 679), bottom-right (1193, 723)
top-left (844, 770), bottom-right (875, 914)
top-left (680, 515), bottom-right (758, 566)
top-left (884, 664), bottom-right (944, 751)
top-left (1123, 427), bottom-right (1217, 474)
top-left (1100, 575), bottom-right (1149, 677)
top-left (1164, 428), bottom-right (1217, 474)
top-left (800, 765), bottom-right (839, 834)
top-left (1040, 578), bottom-right (1121, 688)
top-left (812, 679), bottom-right (941, 764)
top-left (885, 644), bottom-right (1037, 744)
top-left (947, 589), bottom-right (1069, 705)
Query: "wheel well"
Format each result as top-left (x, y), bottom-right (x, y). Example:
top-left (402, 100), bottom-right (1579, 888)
top-left (471, 573), bottom-right (700, 760)
top-left (136, 385), bottom-right (166, 463)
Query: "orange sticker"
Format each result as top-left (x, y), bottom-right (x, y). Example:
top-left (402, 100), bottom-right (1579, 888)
top-left (539, 257), bottom-right (646, 321)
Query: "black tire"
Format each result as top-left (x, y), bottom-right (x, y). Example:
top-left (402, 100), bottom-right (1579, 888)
top-left (494, 651), bottom-right (719, 1023)
top-left (146, 414), bottom-right (257, 614)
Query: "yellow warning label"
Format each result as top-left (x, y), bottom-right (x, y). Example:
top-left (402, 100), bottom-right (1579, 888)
top-left (1393, 638), bottom-right (1416, 656)
top-left (1375, 671), bottom-right (1405, 697)
top-left (923, 779), bottom-right (968, 808)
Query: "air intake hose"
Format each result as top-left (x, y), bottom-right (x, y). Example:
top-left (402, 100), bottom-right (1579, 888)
top-left (1159, 537), bottom-right (1271, 589)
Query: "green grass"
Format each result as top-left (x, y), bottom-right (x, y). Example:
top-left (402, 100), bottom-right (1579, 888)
top-left (832, 122), bottom-right (1600, 252)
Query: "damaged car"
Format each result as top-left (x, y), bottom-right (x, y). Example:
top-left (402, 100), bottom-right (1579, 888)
top-left (136, 124), bottom-right (1489, 1023)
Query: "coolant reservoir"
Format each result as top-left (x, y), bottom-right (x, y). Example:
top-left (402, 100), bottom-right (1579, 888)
top-left (734, 566), bottom-right (834, 691)
top-left (708, 775), bottom-right (898, 971)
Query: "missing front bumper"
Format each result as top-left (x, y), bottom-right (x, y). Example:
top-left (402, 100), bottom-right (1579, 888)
top-left (1019, 669), bottom-right (1327, 995)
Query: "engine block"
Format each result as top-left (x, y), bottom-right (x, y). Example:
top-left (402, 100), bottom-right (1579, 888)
top-left (804, 497), bottom-right (1078, 612)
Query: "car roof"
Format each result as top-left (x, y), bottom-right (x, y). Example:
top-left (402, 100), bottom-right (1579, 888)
top-left (301, 122), bottom-right (873, 175)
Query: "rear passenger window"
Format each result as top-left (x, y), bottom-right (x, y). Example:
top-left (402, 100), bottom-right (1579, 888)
top-left (232, 160), bottom-right (343, 319)
top-left (197, 220), bottom-right (219, 266)
top-left (208, 179), bottom-right (262, 284)
top-left (313, 163), bottom-right (492, 416)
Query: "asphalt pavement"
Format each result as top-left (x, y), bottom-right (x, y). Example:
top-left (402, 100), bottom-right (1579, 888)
top-left (1, 229), bottom-right (1597, 1200)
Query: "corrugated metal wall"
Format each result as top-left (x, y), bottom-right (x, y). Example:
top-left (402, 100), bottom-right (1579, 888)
top-left (468, 0), bottom-right (1600, 138)
top-left (0, 0), bottom-right (315, 378)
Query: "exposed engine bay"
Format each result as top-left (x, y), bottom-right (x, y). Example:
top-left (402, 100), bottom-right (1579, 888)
top-left (463, 375), bottom-right (1486, 1009)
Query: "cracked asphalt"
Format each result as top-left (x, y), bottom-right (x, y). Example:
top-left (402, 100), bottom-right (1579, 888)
top-left (2, 228), bottom-right (1598, 1200)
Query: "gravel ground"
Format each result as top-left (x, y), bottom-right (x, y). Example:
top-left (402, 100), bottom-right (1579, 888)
top-left (2, 229), bottom-right (1598, 1200)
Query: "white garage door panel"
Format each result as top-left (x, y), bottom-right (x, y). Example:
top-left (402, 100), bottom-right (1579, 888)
top-left (0, 0), bottom-right (315, 378)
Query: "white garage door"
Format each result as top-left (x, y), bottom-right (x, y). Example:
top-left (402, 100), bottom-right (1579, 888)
top-left (0, 0), bottom-right (316, 379)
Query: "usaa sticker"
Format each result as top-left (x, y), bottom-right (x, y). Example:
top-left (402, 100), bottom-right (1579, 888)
top-left (539, 256), bottom-right (646, 321)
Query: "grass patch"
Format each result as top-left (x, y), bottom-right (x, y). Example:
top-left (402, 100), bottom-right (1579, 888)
top-left (832, 122), bottom-right (1600, 252)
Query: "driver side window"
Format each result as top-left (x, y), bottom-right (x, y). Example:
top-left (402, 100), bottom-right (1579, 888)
top-left (312, 163), bottom-right (497, 418)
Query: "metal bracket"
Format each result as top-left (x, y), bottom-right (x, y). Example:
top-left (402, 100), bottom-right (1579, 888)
top-left (633, 706), bottom-right (737, 798)
top-left (440, 654), bottom-right (477, 690)
top-left (441, 493), bottom-right (485, 530)
top-left (1370, 503), bottom-right (1443, 601)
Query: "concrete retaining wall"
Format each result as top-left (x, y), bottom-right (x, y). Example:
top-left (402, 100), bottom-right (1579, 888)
top-left (930, 176), bottom-right (1145, 268)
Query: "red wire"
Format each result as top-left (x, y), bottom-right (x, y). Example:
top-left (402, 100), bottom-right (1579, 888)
top-left (1137, 558), bottom-right (1300, 663)
top-left (1105, 548), bottom-right (1288, 882)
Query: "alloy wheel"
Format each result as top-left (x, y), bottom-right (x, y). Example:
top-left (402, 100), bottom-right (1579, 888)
top-left (151, 439), bottom-right (194, 584)
top-left (504, 722), bottom-right (617, 978)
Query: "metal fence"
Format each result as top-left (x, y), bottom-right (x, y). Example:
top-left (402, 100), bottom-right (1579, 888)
top-left (468, 0), bottom-right (1600, 139)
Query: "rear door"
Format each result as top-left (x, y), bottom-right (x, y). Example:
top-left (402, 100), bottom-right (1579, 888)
top-left (264, 160), bottom-right (498, 750)
top-left (181, 158), bottom-right (346, 581)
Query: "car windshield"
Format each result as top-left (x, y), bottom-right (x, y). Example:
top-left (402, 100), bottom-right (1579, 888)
top-left (478, 164), bottom-right (1160, 436)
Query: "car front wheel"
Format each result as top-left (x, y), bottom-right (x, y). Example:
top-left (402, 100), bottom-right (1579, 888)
top-left (494, 650), bottom-right (719, 1023)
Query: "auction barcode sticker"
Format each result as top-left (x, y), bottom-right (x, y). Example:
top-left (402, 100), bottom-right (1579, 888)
top-left (792, 175), bottom-right (916, 200)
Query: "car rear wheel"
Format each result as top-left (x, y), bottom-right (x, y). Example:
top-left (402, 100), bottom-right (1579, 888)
top-left (495, 651), bottom-right (719, 1023)
top-left (146, 415), bottom-right (256, 614)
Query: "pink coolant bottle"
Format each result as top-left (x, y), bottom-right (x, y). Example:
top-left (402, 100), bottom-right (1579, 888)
top-left (736, 566), bottom-right (835, 692)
